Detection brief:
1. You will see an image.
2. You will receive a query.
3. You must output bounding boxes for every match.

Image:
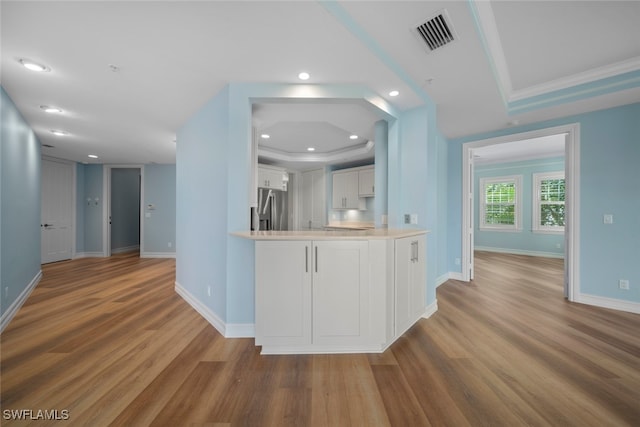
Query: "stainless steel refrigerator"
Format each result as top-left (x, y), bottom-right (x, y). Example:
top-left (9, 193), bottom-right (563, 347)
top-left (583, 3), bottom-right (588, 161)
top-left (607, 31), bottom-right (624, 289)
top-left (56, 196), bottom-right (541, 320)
top-left (251, 188), bottom-right (288, 231)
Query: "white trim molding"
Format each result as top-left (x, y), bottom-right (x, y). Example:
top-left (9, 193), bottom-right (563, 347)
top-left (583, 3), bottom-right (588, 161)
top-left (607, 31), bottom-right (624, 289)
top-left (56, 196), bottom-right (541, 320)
top-left (475, 246), bottom-right (564, 259)
top-left (174, 281), bottom-right (255, 338)
top-left (1, 270), bottom-right (42, 333)
top-left (73, 252), bottom-right (106, 259)
top-left (469, 1), bottom-right (640, 112)
top-left (575, 293), bottom-right (640, 315)
top-left (140, 252), bottom-right (176, 259)
top-left (422, 300), bottom-right (438, 319)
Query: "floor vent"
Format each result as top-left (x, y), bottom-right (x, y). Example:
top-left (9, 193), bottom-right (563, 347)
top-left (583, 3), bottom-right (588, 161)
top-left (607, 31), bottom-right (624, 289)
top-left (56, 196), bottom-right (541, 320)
top-left (413, 9), bottom-right (458, 52)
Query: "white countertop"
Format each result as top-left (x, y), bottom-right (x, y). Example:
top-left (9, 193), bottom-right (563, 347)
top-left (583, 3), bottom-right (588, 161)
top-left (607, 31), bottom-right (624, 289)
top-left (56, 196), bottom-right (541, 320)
top-left (232, 228), bottom-right (428, 241)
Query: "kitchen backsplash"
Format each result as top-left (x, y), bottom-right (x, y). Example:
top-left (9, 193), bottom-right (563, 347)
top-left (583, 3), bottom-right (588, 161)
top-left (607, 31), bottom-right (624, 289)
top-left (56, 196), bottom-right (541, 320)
top-left (329, 197), bottom-right (375, 223)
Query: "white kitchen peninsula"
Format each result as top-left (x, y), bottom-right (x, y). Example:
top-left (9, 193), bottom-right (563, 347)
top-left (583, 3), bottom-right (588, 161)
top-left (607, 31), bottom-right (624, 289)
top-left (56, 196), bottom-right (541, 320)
top-left (234, 229), bottom-right (430, 354)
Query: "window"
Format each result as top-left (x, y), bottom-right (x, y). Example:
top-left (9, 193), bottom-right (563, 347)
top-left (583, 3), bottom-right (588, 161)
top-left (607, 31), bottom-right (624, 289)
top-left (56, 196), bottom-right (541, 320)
top-left (533, 172), bottom-right (565, 233)
top-left (479, 175), bottom-right (522, 231)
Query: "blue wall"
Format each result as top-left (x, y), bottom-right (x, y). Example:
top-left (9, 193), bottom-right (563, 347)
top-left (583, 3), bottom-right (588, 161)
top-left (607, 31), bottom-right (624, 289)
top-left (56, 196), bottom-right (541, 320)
top-left (177, 85), bottom-right (230, 319)
top-left (143, 164), bottom-right (176, 254)
top-left (475, 157), bottom-right (565, 257)
top-left (81, 164), bottom-right (104, 254)
top-left (1, 87), bottom-right (41, 320)
top-left (448, 103), bottom-right (640, 303)
top-left (177, 82), bottom-right (453, 329)
top-left (110, 168), bottom-right (140, 252)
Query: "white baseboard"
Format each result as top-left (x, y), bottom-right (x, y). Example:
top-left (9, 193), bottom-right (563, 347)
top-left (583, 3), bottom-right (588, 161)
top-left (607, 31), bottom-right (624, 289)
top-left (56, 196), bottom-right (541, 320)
top-left (74, 251), bottom-right (105, 259)
top-left (475, 246), bottom-right (564, 259)
top-left (1, 270), bottom-right (42, 333)
top-left (436, 274), bottom-right (449, 288)
top-left (141, 252), bottom-right (176, 259)
top-left (225, 323), bottom-right (255, 338)
top-left (422, 300), bottom-right (438, 318)
top-left (174, 281), bottom-right (255, 338)
top-left (575, 293), bottom-right (640, 314)
top-left (448, 272), bottom-right (466, 282)
top-left (111, 245), bottom-right (140, 254)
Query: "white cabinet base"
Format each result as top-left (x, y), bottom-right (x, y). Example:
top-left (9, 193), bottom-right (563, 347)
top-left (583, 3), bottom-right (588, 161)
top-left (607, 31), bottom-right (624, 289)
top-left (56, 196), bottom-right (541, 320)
top-left (254, 233), bottom-right (428, 354)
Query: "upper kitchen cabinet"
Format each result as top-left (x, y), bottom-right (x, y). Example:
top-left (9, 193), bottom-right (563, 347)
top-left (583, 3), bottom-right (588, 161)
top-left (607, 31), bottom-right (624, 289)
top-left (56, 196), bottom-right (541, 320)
top-left (358, 166), bottom-right (375, 197)
top-left (332, 170), bottom-right (360, 209)
top-left (258, 165), bottom-right (288, 191)
top-left (332, 165), bottom-right (375, 210)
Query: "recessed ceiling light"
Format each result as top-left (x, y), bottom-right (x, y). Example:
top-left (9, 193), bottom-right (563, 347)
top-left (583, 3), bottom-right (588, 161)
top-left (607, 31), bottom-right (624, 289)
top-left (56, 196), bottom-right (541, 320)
top-left (307, 147), bottom-right (315, 151)
top-left (88, 154), bottom-right (98, 159)
top-left (389, 90), bottom-right (399, 97)
top-left (19, 59), bottom-right (50, 72)
top-left (298, 72), bottom-right (310, 81)
top-left (40, 105), bottom-right (62, 113)
top-left (261, 134), bottom-right (270, 139)
top-left (50, 130), bottom-right (68, 136)
top-left (349, 135), bottom-right (358, 140)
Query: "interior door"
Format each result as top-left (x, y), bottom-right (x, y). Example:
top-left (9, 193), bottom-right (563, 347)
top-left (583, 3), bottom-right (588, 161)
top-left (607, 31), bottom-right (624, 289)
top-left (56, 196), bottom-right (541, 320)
top-left (41, 158), bottom-right (73, 263)
top-left (468, 150), bottom-right (475, 280)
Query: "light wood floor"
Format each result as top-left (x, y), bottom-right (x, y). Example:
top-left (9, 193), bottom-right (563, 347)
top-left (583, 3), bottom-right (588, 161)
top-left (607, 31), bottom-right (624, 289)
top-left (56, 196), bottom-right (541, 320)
top-left (1, 251), bottom-right (639, 426)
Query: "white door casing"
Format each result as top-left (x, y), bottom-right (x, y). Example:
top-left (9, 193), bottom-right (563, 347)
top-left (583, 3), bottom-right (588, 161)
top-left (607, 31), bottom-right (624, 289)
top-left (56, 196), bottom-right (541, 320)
top-left (461, 124), bottom-right (580, 301)
top-left (41, 158), bottom-right (74, 263)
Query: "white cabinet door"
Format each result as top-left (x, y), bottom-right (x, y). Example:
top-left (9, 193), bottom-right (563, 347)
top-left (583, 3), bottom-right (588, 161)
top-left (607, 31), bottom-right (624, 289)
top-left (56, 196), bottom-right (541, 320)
top-left (312, 240), bottom-right (370, 346)
top-left (394, 235), bottom-right (426, 337)
top-left (332, 170), bottom-right (359, 209)
top-left (255, 241), bottom-right (312, 347)
top-left (358, 167), bottom-right (375, 197)
top-left (255, 239), bottom-right (373, 352)
top-left (258, 166), bottom-right (285, 190)
top-left (301, 169), bottom-right (326, 230)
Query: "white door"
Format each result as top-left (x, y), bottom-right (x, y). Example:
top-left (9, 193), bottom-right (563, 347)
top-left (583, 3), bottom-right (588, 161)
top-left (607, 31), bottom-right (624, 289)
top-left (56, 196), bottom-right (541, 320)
top-left (41, 159), bottom-right (73, 263)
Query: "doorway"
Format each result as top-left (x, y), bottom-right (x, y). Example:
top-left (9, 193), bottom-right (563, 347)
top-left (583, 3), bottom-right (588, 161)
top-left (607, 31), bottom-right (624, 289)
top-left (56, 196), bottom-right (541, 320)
top-left (461, 124), bottom-right (580, 301)
top-left (103, 166), bottom-right (143, 256)
top-left (41, 157), bottom-right (75, 263)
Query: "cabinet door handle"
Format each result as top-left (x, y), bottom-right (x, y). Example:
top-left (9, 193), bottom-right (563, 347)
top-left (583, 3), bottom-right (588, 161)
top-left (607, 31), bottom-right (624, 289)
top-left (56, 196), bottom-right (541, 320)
top-left (315, 246), bottom-right (318, 273)
top-left (305, 246), bottom-right (309, 272)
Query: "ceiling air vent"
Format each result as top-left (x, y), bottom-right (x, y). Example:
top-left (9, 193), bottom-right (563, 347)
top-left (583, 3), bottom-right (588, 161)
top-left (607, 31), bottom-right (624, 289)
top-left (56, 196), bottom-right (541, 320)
top-left (413, 9), bottom-right (458, 53)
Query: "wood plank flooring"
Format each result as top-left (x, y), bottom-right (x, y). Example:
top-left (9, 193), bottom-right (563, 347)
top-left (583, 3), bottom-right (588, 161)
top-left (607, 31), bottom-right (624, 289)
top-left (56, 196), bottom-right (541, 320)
top-left (1, 251), bottom-right (639, 426)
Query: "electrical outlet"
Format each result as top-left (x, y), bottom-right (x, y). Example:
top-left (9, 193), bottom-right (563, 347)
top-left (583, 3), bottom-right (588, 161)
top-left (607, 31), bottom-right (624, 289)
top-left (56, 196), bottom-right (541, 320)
top-left (207, 286), bottom-right (212, 297)
top-left (619, 279), bottom-right (630, 290)
top-left (4, 287), bottom-right (8, 299)
top-left (603, 214), bottom-right (613, 224)
top-left (410, 214), bottom-right (418, 224)
top-left (455, 258), bottom-right (461, 265)
top-left (168, 242), bottom-right (172, 248)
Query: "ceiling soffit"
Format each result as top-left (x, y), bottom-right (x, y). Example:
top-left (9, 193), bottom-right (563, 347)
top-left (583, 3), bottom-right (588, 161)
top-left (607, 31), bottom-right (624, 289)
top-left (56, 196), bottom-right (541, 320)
top-left (469, 1), bottom-right (640, 115)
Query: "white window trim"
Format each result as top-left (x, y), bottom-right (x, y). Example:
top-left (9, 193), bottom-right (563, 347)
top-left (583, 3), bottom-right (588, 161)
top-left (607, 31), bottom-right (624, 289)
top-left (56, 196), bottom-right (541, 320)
top-left (479, 175), bottom-right (522, 232)
top-left (532, 171), bottom-right (565, 234)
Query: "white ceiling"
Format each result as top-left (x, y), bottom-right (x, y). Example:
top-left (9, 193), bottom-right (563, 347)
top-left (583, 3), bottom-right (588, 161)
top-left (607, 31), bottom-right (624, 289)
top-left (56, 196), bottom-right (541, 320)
top-left (473, 134), bottom-right (566, 166)
top-left (2, 1), bottom-right (639, 167)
